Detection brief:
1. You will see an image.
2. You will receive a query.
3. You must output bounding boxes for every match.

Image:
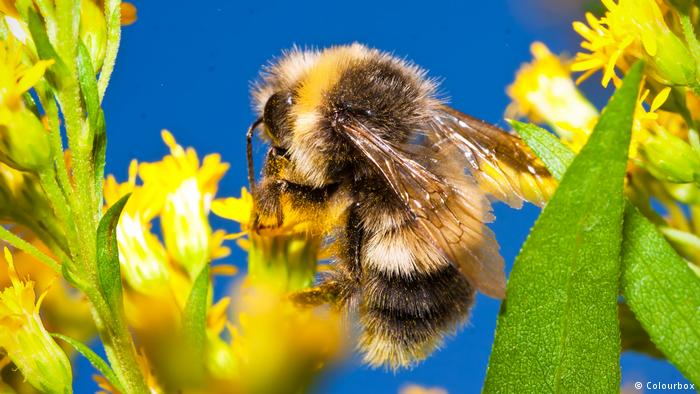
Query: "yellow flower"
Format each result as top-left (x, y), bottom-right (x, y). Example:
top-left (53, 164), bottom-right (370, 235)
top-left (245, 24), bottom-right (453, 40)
top-left (507, 42), bottom-right (599, 150)
top-left (139, 130), bottom-right (230, 278)
top-left (0, 247), bottom-right (72, 394)
top-left (104, 160), bottom-right (171, 294)
top-left (229, 283), bottom-right (343, 394)
top-left (0, 35), bottom-right (53, 171)
top-left (572, 0), bottom-right (695, 87)
top-left (213, 183), bottom-right (345, 392)
top-left (1, 234), bottom-right (94, 343)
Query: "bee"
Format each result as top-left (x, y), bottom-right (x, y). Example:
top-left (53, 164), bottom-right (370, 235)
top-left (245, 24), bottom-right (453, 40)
top-left (247, 44), bottom-right (555, 369)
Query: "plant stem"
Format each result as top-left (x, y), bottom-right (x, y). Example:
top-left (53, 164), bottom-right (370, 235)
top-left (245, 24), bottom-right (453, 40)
top-left (0, 226), bottom-right (60, 274)
top-left (98, 0), bottom-right (122, 101)
top-left (88, 291), bottom-right (150, 394)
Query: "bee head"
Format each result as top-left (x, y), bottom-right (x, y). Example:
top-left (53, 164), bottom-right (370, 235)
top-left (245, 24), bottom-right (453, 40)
top-left (262, 90), bottom-right (294, 146)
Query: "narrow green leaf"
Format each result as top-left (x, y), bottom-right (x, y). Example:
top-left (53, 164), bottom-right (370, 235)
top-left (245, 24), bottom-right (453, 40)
top-left (182, 265), bottom-right (209, 350)
top-left (512, 84), bottom-right (700, 386)
top-left (484, 62), bottom-right (643, 393)
top-left (92, 110), bottom-right (107, 206)
top-left (180, 265), bottom-right (210, 382)
top-left (77, 42), bottom-right (100, 133)
top-left (96, 194), bottom-right (129, 311)
top-left (52, 333), bottom-right (124, 393)
top-left (26, 9), bottom-right (68, 86)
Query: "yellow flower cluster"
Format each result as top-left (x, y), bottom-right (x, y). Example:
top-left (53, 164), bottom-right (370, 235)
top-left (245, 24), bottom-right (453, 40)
top-left (509, 0), bottom-right (700, 270)
top-left (0, 248), bottom-right (72, 394)
top-left (103, 131), bottom-right (229, 329)
top-left (572, 0), bottom-right (696, 88)
top-left (99, 132), bottom-right (343, 392)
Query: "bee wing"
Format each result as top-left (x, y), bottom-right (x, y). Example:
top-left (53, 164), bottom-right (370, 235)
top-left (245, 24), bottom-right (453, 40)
top-left (339, 116), bottom-right (506, 298)
top-left (430, 106), bottom-right (556, 208)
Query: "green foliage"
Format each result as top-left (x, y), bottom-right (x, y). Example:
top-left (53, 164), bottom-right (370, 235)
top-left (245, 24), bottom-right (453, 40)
top-left (96, 194), bottom-right (129, 312)
top-left (76, 41), bottom-right (108, 207)
top-left (52, 333), bottom-right (124, 393)
top-left (180, 265), bottom-right (210, 382)
top-left (484, 62), bottom-right (643, 393)
top-left (621, 205), bottom-right (700, 384)
top-left (26, 9), bottom-right (68, 87)
top-left (501, 63), bottom-right (700, 388)
top-left (183, 265), bottom-right (210, 351)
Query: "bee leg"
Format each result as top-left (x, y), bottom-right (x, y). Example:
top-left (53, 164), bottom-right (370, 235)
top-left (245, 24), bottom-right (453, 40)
top-left (290, 202), bottom-right (362, 309)
top-left (290, 280), bottom-right (342, 307)
top-left (251, 179), bottom-right (288, 231)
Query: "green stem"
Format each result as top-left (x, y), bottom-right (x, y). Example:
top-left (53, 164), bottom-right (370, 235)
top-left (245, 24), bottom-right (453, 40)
top-left (87, 291), bottom-right (150, 394)
top-left (0, 226), bottom-right (60, 274)
top-left (98, 0), bottom-right (122, 101)
top-left (43, 96), bottom-right (73, 203)
top-left (38, 170), bottom-right (77, 250)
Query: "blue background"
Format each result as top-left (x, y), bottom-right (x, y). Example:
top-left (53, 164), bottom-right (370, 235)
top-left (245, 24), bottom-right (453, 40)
top-left (73, 0), bottom-right (691, 392)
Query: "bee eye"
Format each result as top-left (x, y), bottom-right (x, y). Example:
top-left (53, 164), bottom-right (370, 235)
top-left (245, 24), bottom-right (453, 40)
top-left (263, 91), bottom-right (294, 144)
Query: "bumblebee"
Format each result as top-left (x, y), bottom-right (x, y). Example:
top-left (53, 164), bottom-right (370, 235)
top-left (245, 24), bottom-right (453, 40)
top-left (247, 44), bottom-right (554, 369)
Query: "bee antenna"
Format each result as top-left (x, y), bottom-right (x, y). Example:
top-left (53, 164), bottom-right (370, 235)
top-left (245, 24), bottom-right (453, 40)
top-left (247, 117), bottom-right (263, 195)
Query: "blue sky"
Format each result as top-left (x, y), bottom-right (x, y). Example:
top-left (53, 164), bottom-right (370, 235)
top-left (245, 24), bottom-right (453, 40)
top-left (71, 0), bottom-right (691, 392)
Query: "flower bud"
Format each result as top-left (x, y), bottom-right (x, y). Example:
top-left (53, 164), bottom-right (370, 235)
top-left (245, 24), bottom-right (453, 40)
top-left (641, 130), bottom-right (700, 183)
top-left (0, 108), bottom-right (51, 171)
top-left (0, 247), bottom-right (73, 394)
top-left (647, 31), bottom-right (696, 87)
top-left (80, 0), bottom-right (107, 70)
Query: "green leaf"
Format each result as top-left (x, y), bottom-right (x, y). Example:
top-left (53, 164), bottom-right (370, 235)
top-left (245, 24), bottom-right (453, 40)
top-left (92, 111), bottom-right (107, 206)
top-left (621, 205), bottom-right (700, 384)
top-left (510, 77), bottom-right (700, 386)
top-left (179, 265), bottom-right (210, 383)
top-left (76, 42), bottom-right (100, 133)
top-left (96, 194), bottom-right (129, 311)
top-left (618, 301), bottom-right (664, 359)
top-left (26, 9), bottom-right (68, 87)
top-left (183, 265), bottom-right (209, 348)
top-left (510, 121), bottom-right (575, 180)
top-left (76, 41), bottom-right (108, 207)
top-left (484, 62), bottom-right (643, 393)
top-left (52, 333), bottom-right (124, 393)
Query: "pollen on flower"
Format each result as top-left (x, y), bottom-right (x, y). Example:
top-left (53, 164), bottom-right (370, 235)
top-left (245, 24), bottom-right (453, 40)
top-left (572, 0), bottom-right (694, 87)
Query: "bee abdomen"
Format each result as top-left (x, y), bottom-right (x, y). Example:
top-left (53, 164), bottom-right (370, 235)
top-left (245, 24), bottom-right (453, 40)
top-left (359, 260), bottom-right (475, 369)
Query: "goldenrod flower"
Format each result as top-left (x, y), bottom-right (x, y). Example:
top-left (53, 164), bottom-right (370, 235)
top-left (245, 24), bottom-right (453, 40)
top-left (0, 36), bottom-right (52, 171)
top-left (572, 0), bottom-right (696, 87)
top-left (507, 42), bottom-right (598, 150)
top-left (230, 284), bottom-right (343, 394)
top-left (104, 160), bottom-right (171, 294)
top-left (1, 234), bottom-right (94, 343)
top-left (0, 248), bottom-right (72, 394)
top-left (139, 130), bottom-right (230, 278)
